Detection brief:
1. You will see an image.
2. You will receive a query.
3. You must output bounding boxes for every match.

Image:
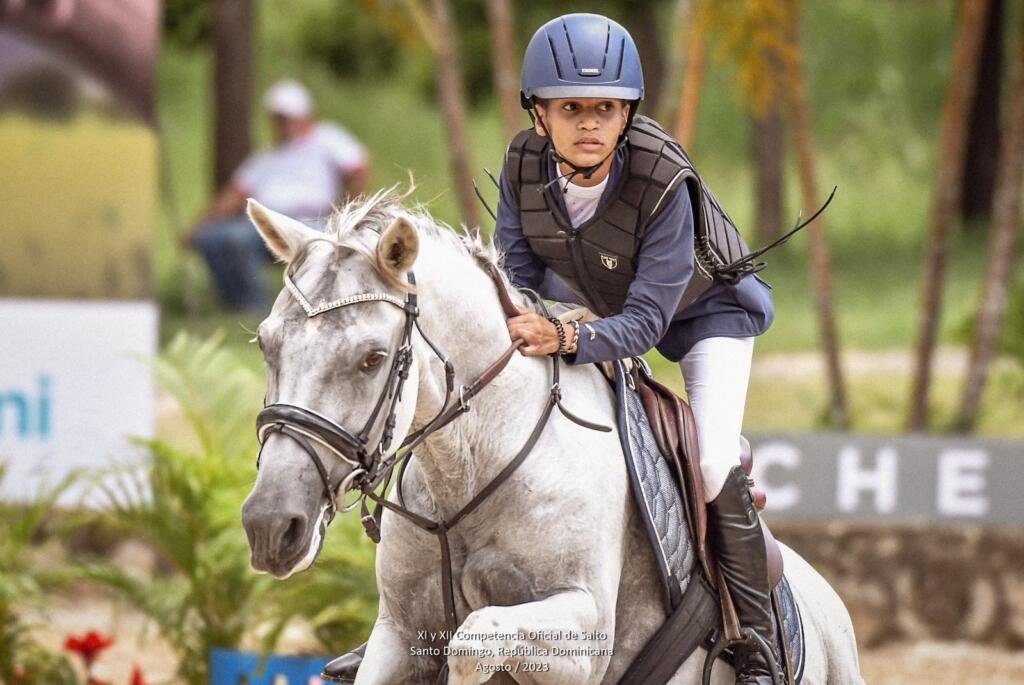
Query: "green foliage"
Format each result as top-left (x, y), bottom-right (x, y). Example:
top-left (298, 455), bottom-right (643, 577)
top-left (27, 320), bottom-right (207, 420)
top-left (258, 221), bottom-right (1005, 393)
top-left (0, 466), bottom-right (80, 684)
top-left (1000, 274), bottom-right (1024, 366)
top-left (80, 332), bottom-right (378, 681)
top-left (79, 332), bottom-right (271, 684)
top-left (154, 3), bottom-right (1011, 433)
top-left (163, 0), bottom-right (210, 49)
top-left (266, 523), bottom-right (378, 653)
top-left (297, 1), bottom-right (402, 80)
top-left (0, 615), bottom-right (79, 685)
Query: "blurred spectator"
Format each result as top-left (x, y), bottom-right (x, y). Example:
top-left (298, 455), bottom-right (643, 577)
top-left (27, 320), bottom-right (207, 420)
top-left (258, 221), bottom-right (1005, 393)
top-left (185, 79), bottom-right (370, 312)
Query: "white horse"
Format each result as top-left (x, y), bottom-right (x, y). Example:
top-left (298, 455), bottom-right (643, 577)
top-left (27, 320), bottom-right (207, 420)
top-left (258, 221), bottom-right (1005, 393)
top-left (240, 191), bottom-right (864, 685)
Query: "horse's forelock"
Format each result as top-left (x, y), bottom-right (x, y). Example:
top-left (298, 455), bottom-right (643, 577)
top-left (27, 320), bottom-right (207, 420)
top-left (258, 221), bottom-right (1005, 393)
top-left (314, 187), bottom-right (519, 301)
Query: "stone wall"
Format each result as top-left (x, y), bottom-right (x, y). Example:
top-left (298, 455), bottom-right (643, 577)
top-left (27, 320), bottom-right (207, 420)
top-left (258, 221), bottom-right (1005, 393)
top-left (774, 522), bottom-right (1024, 647)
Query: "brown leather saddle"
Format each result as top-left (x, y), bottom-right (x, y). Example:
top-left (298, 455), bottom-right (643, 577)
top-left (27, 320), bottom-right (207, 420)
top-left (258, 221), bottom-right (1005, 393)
top-left (633, 369), bottom-right (784, 593)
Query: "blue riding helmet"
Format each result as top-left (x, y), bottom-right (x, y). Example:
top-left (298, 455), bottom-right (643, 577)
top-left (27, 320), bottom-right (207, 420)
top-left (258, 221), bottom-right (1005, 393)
top-left (520, 13), bottom-right (644, 108)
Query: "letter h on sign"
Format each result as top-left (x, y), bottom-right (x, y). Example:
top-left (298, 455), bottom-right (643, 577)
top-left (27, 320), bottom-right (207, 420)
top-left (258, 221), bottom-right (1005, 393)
top-left (837, 446), bottom-right (898, 514)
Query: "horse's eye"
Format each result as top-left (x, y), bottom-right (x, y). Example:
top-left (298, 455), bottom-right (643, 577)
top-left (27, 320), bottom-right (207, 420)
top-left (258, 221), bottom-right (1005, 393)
top-left (362, 351), bottom-right (388, 371)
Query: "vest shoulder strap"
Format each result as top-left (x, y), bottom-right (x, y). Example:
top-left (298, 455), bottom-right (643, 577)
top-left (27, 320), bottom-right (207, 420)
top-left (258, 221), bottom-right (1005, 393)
top-left (626, 116), bottom-right (694, 236)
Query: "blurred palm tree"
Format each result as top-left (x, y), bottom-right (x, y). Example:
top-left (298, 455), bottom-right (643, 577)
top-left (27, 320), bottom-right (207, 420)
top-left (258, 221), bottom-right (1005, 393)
top-left (678, 0), bottom-right (849, 426)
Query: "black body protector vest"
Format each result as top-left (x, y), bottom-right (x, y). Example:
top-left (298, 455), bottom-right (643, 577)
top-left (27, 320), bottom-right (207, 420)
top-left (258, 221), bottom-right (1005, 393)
top-left (504, 115), bottom-right (752, 317)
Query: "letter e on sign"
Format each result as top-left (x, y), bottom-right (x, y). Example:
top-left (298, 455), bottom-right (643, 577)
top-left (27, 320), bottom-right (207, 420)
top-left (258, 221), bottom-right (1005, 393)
top-left (937, 449), bottom-right (989, 517)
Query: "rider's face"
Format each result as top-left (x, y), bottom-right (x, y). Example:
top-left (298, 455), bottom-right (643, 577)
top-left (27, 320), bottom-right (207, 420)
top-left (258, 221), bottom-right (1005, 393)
top-left (534, 98), bottom-right (630, 184)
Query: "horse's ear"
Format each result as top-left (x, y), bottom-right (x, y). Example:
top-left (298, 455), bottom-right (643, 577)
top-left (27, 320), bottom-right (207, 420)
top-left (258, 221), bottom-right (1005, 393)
top-left (246, 199), bottom-right (321, 262)
top-left (377, 216), bottom-right (419, 276)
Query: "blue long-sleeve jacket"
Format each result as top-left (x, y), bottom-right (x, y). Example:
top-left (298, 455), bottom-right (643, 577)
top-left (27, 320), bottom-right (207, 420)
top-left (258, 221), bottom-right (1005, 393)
top-left (495, 148), bottom-right (775, 364)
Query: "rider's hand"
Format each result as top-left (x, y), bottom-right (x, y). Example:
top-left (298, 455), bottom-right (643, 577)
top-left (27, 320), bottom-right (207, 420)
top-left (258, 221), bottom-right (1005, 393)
top-left (506, 305), bottom-right (560, 356)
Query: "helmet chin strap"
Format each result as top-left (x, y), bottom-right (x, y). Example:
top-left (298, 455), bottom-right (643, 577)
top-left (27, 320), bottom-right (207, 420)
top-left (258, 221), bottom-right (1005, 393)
top-left (534, 109), bottom-right (627, 193)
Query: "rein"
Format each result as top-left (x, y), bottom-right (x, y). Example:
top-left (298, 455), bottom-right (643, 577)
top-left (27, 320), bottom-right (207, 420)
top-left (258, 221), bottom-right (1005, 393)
top-left (255, 252), bottom-right (610, 681)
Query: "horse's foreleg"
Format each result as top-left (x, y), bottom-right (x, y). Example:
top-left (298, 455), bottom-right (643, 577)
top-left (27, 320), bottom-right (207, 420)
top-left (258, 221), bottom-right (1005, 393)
top-left (355, 616), bottom-right (431, 685)
top-left (446, 589), bottom-right (609, 685)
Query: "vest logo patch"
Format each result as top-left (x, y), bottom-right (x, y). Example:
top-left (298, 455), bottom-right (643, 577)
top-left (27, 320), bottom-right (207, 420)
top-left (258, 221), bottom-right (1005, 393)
top-left (600, 253), bottom-right (619, 270)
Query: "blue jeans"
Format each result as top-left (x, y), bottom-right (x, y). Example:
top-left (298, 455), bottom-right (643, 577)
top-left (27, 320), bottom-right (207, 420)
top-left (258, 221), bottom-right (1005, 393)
top-left (193, 217), bottom-right (272, 311)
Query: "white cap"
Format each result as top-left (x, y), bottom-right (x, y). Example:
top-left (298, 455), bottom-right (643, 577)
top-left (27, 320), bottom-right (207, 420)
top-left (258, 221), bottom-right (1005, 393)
top-left (263, 80), bottom-right (313, 118)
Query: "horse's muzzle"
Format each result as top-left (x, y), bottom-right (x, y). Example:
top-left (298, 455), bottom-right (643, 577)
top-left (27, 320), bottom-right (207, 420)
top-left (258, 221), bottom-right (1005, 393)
top-left (241, 498), bottom-right (311, 577)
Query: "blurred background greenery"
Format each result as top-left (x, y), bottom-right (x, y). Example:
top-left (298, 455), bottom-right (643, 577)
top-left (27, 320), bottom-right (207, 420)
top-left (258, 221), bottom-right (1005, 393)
top-left (157, 0), bottom-right (1024, 434)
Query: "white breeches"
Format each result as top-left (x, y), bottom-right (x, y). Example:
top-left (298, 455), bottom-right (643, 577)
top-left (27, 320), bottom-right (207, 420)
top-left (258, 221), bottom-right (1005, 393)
top-left (679, 336), bottom-right (755, 502)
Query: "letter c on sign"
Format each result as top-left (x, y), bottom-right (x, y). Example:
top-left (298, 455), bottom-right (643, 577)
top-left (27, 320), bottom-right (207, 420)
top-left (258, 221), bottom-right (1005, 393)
top-left (752, 442), bottom-right (800, 510)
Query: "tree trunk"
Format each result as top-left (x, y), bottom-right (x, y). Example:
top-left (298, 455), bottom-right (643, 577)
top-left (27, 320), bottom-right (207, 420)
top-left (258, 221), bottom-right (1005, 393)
top-left (429, 0), bottom-right (480, 229)
top-left (784, 3), bottom-right (848, 428)
top-left (657, 0), bottom-right (693, 123)
top-left (212, 0), bottom-right (254, 191)
top-left (752, 110), bottom-right (785, 244)
top-left (961, 0), bottom-right (1004, 224)
top-left (631, 2), bottom-right (666, 118)
top-left (908, 0), bottom-right (991, 431)
top-left (674, 0), bottom-right (706, 148)
top-left (956, 11), bottom-right (1024, 431)
top-left (485, 0), bottom-right (522, 141)
top-left (752, 79), bottom-right (785, 243)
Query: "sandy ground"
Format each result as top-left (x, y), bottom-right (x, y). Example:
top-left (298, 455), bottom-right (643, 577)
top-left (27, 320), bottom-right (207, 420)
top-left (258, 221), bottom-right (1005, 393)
top-left (28, 591), bottom-right (1024, 685)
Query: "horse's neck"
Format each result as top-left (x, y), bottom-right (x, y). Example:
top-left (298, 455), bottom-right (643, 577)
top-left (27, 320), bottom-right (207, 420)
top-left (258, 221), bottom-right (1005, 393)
top-left (408, 246), bottom-right (552, 516)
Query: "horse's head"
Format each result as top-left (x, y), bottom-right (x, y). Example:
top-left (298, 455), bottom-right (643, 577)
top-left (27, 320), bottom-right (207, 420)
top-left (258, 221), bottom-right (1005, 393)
top-left (241, 198), bottom-right (423, 579)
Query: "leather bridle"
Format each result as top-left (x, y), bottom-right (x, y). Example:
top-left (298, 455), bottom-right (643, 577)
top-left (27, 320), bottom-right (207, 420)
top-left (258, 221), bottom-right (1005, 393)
top-left (254, 252), bottom-right (610, 670)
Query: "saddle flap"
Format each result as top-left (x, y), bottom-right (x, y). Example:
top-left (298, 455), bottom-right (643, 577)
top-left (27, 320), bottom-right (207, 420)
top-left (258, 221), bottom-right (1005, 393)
top-left (634, 372), bottom-right (781, 589)
top-left (636, 374), bottom-right (715, 585)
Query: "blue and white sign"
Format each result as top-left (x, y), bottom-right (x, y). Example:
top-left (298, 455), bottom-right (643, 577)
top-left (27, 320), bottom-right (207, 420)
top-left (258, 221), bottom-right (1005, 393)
top-left (0, 299), bottom-right (157, 503)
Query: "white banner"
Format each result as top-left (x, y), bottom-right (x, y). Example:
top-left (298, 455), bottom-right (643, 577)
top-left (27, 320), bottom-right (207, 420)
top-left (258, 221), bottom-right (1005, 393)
top-left (0, 299), bottom-right (157, 504)
top-left (750, 432), bottom-right (1024, 524)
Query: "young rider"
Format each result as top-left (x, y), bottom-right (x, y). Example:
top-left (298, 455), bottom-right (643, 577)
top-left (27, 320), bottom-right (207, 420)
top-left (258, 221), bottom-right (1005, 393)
top-left (499, 13), bottom-right (779, 684)
top-left (324, 13), bottom-right (779, 685)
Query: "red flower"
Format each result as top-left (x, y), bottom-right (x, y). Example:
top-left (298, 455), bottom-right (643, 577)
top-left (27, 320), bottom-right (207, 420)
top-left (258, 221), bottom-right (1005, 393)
top-left (64, 630), bottom-right (115, 667)
top-left (130, 665), bottom-right (147, 685)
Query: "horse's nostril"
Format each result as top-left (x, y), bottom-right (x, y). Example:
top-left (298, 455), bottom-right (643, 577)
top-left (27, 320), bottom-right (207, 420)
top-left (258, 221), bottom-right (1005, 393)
top-left (281, 515), bottom-right (307, 554)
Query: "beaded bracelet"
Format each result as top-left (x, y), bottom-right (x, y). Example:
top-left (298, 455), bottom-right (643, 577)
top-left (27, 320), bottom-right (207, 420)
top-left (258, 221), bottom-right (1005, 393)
top-left (547, 316), bottom-right (567, 355)
top-left (566, 320), bottom-right (580, 354)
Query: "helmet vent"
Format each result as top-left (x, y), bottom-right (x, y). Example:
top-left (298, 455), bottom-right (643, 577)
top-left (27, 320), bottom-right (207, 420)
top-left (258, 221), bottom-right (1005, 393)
top-left (615, 37), bottom-right (625, 80)
top-left (561, 20), bottom-right (580, 70)
top-left (602, 24), bottom-right (610, 69)
top-left (547, 35), bottom-right (565, 79)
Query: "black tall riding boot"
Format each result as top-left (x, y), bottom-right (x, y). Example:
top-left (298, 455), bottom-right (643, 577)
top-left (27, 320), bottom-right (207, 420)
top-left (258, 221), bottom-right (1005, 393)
top-left (708, 466), bottom-right (781, 685)
top-left (321, 642), bottom-right (366, 684)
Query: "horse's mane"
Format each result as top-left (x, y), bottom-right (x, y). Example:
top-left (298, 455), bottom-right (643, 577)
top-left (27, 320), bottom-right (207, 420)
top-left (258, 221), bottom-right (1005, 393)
top-left (322, 185), bottom-right (519, 299)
